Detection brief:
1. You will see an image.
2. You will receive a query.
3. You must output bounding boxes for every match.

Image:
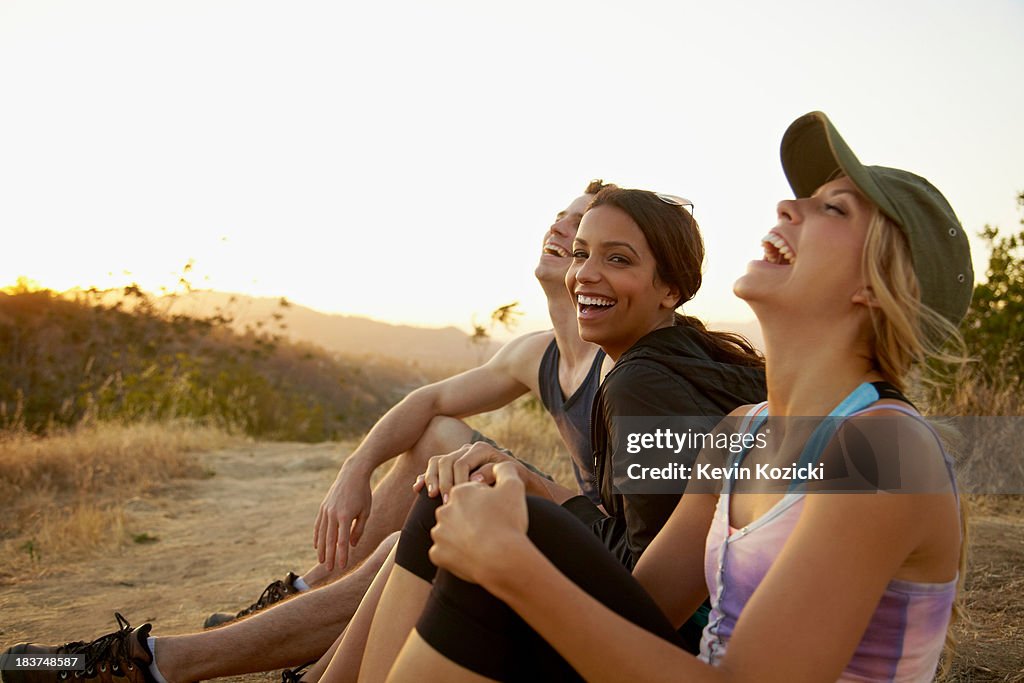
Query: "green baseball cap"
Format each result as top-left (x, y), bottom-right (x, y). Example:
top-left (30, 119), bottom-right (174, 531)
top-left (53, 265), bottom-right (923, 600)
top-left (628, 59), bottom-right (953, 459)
top-left (780, 111), bottom-right (974, 327)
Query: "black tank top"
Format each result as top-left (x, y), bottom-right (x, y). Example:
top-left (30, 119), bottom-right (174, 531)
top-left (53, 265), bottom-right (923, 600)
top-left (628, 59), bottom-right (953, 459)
top-left (537, 339), bottom-right (606, 504)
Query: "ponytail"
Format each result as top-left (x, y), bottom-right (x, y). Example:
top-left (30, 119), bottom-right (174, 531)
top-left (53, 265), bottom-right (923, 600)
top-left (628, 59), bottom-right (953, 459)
top-left (673, 313), bottom-right (764, 368)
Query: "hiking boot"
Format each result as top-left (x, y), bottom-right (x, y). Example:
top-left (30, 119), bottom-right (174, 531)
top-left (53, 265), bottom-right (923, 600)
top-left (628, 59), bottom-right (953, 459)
top-left (279, 660), bottom-right (315, 683)
top-left (1, 613), bottom-right (154, 683)
top-left (203, 571), bottom-right (302, 629)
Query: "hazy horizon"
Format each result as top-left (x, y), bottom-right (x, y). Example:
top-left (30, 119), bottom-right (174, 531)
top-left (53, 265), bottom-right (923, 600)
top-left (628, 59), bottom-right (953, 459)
top-left (3, 1), bottom-right (1021, 334)
top-left (26, 282), bottom-right (765, 348)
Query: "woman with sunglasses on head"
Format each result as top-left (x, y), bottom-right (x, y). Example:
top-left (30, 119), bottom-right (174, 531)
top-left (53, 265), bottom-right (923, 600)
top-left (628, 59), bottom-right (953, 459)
top-left (334, 185), bottom-right (768, 683)
top-left (373, 112), bottom-right (972, 682)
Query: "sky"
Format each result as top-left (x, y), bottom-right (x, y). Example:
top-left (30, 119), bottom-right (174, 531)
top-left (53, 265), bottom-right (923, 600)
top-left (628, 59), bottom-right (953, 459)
top-left (2, 0), bottom-right (1022, 337)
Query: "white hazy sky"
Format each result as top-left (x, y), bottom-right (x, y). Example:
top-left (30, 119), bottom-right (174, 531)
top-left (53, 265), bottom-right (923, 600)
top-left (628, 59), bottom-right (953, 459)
top-left (2, 0), bottom-right (1022, 336)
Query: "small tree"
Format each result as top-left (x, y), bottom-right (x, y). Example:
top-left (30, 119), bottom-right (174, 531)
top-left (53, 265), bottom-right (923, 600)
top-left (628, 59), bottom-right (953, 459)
top-left (469, 301), bottom-right (523, 363)
top-left (490, 301), bottom-right (524, 331)
top-left (958, 191), bottom-right (1024, 382)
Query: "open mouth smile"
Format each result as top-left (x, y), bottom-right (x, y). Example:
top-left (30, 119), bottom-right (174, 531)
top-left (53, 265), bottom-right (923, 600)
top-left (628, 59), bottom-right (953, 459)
top-left (576, 293), bottom-right (616, 318)
top-left (543, 241), bottom-right (570, 258)
top-left (761, 231), bottom-right (796, 265)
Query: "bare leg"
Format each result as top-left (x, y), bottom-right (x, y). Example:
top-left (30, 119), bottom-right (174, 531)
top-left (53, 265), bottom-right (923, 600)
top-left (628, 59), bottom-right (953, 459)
top-left (154, 533), bottom-right (398, 682)
top-left (302, 629), bottom-right (344, 683)
top-left (301, 417), bottom-right (476, 586)
top-left (386, 632), bottom-right (496, 683)
top-left (317, 538), bottom-right (399, 683)
top-left (355, 566), bottom-right (433, 683)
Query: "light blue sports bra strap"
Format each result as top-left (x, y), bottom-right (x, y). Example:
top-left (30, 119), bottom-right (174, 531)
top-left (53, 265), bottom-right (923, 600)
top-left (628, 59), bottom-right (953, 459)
top-left (788, 382), bottom-right (881, 491)
top-left (730, 384), bottom-right (884, 492)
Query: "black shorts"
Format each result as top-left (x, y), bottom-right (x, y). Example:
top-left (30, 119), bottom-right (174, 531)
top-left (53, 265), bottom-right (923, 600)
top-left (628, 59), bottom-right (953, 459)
top-left (468, 429), bottom-right (555, 482)
top-left (394, 489), bottom-right (690, 681)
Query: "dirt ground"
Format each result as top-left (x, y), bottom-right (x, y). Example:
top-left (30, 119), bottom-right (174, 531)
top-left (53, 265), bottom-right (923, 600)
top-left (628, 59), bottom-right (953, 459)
top-left (1, 443), bottom-right (1022, 682)
top-left (0, 442), bottom-right (341, 683)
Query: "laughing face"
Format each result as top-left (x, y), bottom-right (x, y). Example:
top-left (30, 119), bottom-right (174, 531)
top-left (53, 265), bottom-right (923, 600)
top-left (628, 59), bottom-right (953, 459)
top-left (734, 176), bottom-right (873, 322)
top-left (566, 204), bottom-right (679, 360)
top-left (534, 193), bottom-right (594, 286)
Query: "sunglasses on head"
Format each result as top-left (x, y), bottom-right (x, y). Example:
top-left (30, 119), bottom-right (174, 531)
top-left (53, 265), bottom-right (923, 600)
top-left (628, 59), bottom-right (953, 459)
top-left (655, 193), bottom-right (695, 215)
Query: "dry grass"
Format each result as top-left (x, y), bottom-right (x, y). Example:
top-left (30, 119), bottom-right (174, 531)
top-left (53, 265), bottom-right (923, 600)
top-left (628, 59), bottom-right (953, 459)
top-left (934, 367), bottom-right (1023, 417)
top-left (941, 501), bottom-right (1024, 682)
top-left (891, 365), bottom-right (1024, 680)
top-left (0, 421), bottom-right (243, 579)
top-left (918, 363), bottom-right (1024, 499)
top-left (916, 361), bottom-right (1024, 679)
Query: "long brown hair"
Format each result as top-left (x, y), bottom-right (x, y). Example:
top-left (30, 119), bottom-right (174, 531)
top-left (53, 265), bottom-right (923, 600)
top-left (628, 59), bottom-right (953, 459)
top-left (587, 187), bottom-right (763, 367)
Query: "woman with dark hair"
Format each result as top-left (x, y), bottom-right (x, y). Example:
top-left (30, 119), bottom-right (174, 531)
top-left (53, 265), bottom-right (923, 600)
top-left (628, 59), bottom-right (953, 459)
top-left (371, 112), bottom-right (970, 682)
top-left (557, 187), bottom-right (768, 569)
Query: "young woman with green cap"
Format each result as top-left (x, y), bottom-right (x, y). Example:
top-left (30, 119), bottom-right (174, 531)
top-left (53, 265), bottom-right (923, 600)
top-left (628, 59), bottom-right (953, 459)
top-left (370, 112), bottom-right (973, 682)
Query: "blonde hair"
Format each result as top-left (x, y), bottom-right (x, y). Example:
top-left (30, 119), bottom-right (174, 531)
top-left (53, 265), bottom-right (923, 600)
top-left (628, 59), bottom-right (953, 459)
top-left (861, 210), bottom-right (968, 391)
top-left (861, 209), bottom-right (970, 673)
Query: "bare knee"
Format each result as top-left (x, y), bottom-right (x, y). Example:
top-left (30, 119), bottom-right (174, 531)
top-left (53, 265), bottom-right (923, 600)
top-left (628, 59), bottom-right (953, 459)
top-left (386, 631), bottom-right (494, 683)
top-left (354, 531), bottom-right (401, 579)
top-left (375, 531), bottom-right (400, 559)
top-left (407, 416), bottom-right (474, 466)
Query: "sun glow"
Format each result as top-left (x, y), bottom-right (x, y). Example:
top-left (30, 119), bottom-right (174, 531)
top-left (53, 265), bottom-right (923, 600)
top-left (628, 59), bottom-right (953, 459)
top-left (2, 1), bottom-right (1021, 335)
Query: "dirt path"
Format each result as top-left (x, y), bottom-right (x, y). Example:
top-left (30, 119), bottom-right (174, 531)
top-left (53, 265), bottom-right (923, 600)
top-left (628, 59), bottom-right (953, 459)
top-left (1, 442), bottom-right (347, 683)
top-left (1, 445), bottom-right (1022, 681)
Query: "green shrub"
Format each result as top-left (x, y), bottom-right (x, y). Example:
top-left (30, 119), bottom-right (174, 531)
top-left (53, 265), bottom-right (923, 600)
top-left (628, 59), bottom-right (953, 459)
top-left (0, 285), bottom-right (420, 440)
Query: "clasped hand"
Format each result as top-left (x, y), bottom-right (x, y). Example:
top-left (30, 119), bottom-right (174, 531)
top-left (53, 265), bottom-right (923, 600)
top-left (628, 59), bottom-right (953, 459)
top-left (413, 441), bottom-right (517, 502)
top-left (427, 461), bottom-right (530, 586)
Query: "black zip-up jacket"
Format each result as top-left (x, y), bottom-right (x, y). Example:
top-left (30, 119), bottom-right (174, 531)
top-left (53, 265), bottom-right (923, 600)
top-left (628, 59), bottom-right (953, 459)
top-left (577, 324), bottom-right (767, 566)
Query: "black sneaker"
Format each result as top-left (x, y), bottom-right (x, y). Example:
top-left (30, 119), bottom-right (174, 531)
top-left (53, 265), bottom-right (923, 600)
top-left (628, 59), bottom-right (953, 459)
top-left (279, 660), bottom-right (315, 683)
top-left (1, 613), bottom-right (155, 683)
top-left (203, 571), bottom-right (302, 629)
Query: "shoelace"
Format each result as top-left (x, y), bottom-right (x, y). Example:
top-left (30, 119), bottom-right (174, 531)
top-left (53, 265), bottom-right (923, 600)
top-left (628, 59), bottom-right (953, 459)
top-left (280, 661), bottom-right (314, 683)
top-left (50, 640), bottom-right (88, 680)
top-left (82, 613), bottom-right (140, 678)
top-left (55, 613), bottom-right (140, 679)
top-left (237, 577), bottom-right (295, 617)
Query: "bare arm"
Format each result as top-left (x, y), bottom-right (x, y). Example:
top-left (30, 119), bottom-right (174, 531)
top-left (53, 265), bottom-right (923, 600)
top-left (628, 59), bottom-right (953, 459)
top-left (631, 491), bottom-right (716, 628)
top-left (314, 331), bottom-right (552, 569)
top-left (631, 408), bottom-right (744, 627)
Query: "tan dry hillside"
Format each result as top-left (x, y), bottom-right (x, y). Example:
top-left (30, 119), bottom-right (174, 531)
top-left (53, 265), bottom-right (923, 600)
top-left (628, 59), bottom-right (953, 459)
top-left (136, 290), bottom-right (500, 371)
